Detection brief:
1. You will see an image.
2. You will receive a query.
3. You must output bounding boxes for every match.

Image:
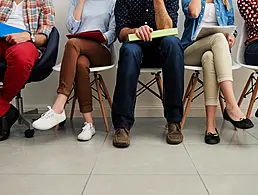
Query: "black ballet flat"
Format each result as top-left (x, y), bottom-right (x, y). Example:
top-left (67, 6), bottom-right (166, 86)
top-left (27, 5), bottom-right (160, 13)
top-left (255, 109), bottom-right (258, 118)
top-left (205, 129), bottom-right (220, 145)
top-left (223, 108), bottom-right (254, 129)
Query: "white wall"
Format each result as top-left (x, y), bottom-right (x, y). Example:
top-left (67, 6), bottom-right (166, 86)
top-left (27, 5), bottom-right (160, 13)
top-left (22, 0), bottom-right (256, 117)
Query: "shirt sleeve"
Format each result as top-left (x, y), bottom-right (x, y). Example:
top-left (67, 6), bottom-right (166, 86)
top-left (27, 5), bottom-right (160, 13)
top-left (114, 0), bottom-right (131, 38)
top-left (181, 0), bottom-right (195, 19)
top-left (165, 0), bottom-right (179, 28)
top-left (237, 0), bottom-right (258, 29)
top-left (103, 0), bottom-right (116, 46)
top-left (37, 0), bottom-right (55, 38)
top-left (66, 0), bottom-right (81, 34)
top-left (227, 0), bottom-right (234, 25)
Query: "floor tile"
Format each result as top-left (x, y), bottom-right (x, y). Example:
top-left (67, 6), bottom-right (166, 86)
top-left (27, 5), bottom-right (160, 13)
top-left (185, 144), bottom-right (258, 174)
top-left (0, 175), bottom-right (88, 195)
top-left (93, 145), bottom-right (197, 175)
top-left (0, 144), bottom-right (100, 174)
top-left (83, 175), bottom-right (208, 195)
top-left (202, 175), bottom-right (258, 195)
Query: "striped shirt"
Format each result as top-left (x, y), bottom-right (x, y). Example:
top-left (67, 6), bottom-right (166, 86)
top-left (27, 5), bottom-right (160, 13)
top-left (0, 0), bottom-right (55, 38)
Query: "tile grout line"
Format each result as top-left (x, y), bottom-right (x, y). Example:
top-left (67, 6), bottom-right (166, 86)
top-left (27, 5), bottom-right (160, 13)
top-left (183, 143), bottom-right (211, 195)
top-left (80, 130), bottom-right (110, 195)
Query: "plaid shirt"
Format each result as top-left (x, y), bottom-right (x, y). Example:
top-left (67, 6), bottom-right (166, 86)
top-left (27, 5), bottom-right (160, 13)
top-left (0, 0), bottom-right (55, 38)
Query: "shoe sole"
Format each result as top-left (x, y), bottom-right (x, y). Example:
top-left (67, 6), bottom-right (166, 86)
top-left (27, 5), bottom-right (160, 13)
top-left (33, 118), bottom-right (67, 131)
top-left (224, 118), bottom-right (254, 129)
top-left (77, 133), bottom-right (96, 142)
top-left (113, 141), bottom-right (130, 148)
top-left (166, 137), bottom-right (183, 145)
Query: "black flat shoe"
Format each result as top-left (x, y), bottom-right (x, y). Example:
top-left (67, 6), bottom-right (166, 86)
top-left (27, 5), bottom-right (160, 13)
top-left (0, 105), bottom-right (19, 141)
top-left (255, 109), bottom-right (258, 118)
top-left (205, 129), bottom-right (220, 145)
top-left (223, 108), bottom-right (254, 129)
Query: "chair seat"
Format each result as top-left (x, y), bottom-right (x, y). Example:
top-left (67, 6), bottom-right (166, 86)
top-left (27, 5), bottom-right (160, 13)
top-left (140, 68), bottom-right (162, 73)
top-left (184, 65), bottom-right (203, 71)
top-left (240, 64), bottom-right (258, 71)
top-left (53, 63), bottom-right (116, 73)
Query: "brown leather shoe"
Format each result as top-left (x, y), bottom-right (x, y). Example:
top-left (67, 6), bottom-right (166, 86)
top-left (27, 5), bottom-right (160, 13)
top-left (166, 123), bottom-right (183, 145)
top-left (113, 128), bottom-right (130, 148)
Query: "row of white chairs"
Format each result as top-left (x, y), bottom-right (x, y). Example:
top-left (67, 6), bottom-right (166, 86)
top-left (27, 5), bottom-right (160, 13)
top-left (53, 24), bottom-right (258, 131)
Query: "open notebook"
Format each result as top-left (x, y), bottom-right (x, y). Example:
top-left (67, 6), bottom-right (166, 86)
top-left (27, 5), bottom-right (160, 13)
top-left (128, 28), bottom-right (178, 42)
top-left (66, 30), bottom-right (106, 43)
top-left (0, 23), bottom-right (27, 38)
top-left (194, 26), bottom-right (237, 41)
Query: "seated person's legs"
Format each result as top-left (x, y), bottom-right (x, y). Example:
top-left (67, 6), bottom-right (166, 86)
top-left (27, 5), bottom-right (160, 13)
top-left (33, 38), bottom-right (111, 141)
top-left (0, 41), bottom-right (39, 141)
top-left (112, 42), bottom-right (143, 148)
top-left (244, 40), bottom-right (258, 66)
top-left (159, 36), bottom-right (184, 145)
top-left (184, 33), bottom-right (253, 145)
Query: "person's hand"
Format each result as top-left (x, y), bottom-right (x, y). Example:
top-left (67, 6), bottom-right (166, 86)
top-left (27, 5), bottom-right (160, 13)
top-left (5, 32), bottom-right (31, 45)
top-left (135, 25), bottom-right (153, 42)
top-left (103, 34), bottom-right (108, 45)
top-left (226, 34), bottom-right (235, 49)
top-left (79, 0), bottom-right (86, 3)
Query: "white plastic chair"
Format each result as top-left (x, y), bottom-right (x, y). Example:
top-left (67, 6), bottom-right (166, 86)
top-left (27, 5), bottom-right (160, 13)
top-left (52, 44), bottom-right (117, 132)
top-left (182, 62), bottom-right (242, 128)
top-left (237, 24), bottom-right (258, 118)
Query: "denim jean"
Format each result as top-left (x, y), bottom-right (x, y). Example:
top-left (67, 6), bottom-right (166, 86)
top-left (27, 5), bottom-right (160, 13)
top-left (112, 36), bottom-right (184, 130)
top-left (245, 39), bottom-right (258, 66)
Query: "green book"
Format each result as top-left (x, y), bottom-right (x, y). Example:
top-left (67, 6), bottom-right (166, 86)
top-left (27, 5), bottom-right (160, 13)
top-left (128, 28), bottom-right (178, 42)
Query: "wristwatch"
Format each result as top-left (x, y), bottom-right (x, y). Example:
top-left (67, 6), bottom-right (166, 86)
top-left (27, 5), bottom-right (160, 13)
top-left (233, 30), bottom-right (238, 38)
top-left (30, 33), bottom-right (36, 43)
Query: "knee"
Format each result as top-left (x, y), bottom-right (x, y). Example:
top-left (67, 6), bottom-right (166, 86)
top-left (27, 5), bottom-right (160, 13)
top-left (212, 33), bottom-right (228, 44)
top-left (160, 36), bottom-right (183, 51)
top-left (66, 38), bottom-right (81, 49)
top-left (202, 51), bottom-right (215, 71)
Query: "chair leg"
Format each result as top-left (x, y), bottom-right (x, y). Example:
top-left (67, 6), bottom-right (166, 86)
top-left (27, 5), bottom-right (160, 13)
top-left (155, 72), bottom-right (163, 102)
top-left (95, 74), bottom-right (110, 132)
top-left (181, 73), bottom-right (198, 128)
top-left (99, 74), bottom-right (112, 108)
top-left (246, 78), bottom-right (258, 118)
top-left (219, 90), bottom-right (224, 114)
top-left (70, 96), bottom-right (77, 121)
top-left (238, 73), bottom-right (253, 107)
top-left (183, 73), bottom-right (194, 105)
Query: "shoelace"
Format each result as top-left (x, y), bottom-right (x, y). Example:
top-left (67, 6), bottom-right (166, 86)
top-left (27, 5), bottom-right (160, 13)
top-left (81, 122), bottom-right (92, 133)
top-left (41, 106), bottom-right (55, 119)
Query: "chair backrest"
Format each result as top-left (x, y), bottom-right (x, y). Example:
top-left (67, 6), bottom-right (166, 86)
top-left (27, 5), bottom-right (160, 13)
top-left (236, 24), bottom-right (247, 66)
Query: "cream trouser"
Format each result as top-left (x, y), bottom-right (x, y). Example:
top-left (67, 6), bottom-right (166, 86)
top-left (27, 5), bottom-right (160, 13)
top-left (184, 33), bottom-right (233, 106)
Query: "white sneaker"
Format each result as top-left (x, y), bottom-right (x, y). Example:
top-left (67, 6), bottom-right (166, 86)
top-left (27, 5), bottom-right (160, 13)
top-left (32, 106), bottom-right (66, 130)
top-left (77, 122), bottom-right (96, 141)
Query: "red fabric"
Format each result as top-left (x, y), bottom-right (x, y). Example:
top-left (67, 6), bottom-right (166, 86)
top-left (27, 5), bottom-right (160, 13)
top-left (0, 40), bottom-right (39, 116)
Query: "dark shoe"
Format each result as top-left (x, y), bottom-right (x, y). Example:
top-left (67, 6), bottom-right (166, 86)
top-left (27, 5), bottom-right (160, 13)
top-left (205, 129), bottom-right (220, 145)
top-left (113, 128), bottom-right (130, 148)
top-left (0, 105), bottom-right (19, 141)
top-left (223, 108), bottom-right (254, 129)
top-left (255, 109), bottom-right (258, 118)
top-left (166, 123), bottom-right (183, 145)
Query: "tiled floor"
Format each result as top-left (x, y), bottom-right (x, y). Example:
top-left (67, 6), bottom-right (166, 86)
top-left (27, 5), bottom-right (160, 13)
top-left (1, 117), bottom-right (258, 195)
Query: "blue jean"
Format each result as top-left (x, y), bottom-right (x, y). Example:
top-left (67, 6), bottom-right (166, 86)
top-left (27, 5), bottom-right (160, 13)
top-left (112, 36), bottom-right (184, 130)
top-left (245, 39), bottom-right (258, 66)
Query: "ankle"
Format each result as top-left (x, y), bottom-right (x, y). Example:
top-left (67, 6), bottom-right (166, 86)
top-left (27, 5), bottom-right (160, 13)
top-left (52, 106), bottom-right (64, 114)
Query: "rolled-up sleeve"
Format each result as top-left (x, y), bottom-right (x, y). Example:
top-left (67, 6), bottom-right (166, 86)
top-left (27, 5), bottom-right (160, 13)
top-left (227, 0), bottom-right (234, 25)
top-left (66, 0), bottom-right (81, 34)
top-left (182, 0), bottom-right (192, 18)
top-left (237, 0), bottom-right (258, 29)
top-left (114, 0), bottom-right (131, 37)
top-left (103, 1), bottom-right (116, 46)
top-left (37, 0), bottom-right (55, 38)
top-left (165, 0), bottom-right (179, 28)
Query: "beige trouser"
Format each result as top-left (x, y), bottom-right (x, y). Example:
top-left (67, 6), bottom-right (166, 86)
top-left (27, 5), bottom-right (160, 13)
top-left (184, 33), bottom-right (233, 106)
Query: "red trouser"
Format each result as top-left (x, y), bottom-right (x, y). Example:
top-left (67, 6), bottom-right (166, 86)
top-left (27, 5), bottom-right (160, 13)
top-left (0, 40), bottom-right (39, 117)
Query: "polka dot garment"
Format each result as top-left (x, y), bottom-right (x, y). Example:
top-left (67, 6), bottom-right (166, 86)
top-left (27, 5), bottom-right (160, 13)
top-left (237, 0), bottom-right (258, 45)
top-left (114, 0), bottom-right (179, 36)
